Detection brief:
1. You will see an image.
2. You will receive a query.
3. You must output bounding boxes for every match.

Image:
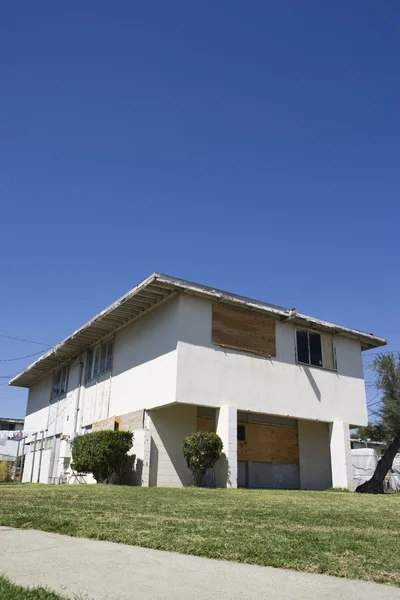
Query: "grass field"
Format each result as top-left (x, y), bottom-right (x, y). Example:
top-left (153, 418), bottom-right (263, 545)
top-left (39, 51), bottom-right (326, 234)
top-left (0, 576), bottom-right (66, 600)
top-left (0, 485), bottom-right (399, 587)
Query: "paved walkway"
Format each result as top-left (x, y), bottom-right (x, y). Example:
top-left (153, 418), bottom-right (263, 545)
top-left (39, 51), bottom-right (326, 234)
top-left (1, 526), bottom-right (399, 599)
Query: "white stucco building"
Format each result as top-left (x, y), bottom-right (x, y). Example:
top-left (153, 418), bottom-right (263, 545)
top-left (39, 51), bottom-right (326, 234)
top-left (10, 274), bottom-right (386, 490)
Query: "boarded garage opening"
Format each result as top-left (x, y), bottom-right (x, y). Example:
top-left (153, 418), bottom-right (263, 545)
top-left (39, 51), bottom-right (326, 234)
top-left (237, 413), bottom-right (299, 489)
top-left (237, 418), bottom-right (299, 489)
top-left (197, 408), bottom-right (300, 489)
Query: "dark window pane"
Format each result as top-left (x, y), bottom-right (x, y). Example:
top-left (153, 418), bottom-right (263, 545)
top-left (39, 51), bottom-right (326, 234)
top-left (52, 370), bottom-right (61, 399)
top-left (309, 332), bottom-right (323, 367)
top-left (237, 424), bottom-right (246, 441)
top-left (86, 349), bottom-right (94, 381)
top-left (93, 347), bottom-right (99, 378)
top-left (60, 367), bottom-right (68, 395)
top-left (296, 330), bottom-right (309, 364)
top-left (106, 340), bottom-right (113, 372)
top-left (99, 342), bottom-right (107, 374)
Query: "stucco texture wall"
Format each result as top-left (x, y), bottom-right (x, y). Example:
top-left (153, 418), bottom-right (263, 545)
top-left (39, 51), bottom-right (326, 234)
top-left (298, 420), bottom-right (332, 490)
top-left (109, 296), bottom-right (180, 417)
top-left (176, 295), bottom-right (368, 427)
top-left (25, 360), bottom-right (83, 438)
top-left (148, 404), bottom-right (196, 487)
top-left (22, 448), bottom-right (52, 483)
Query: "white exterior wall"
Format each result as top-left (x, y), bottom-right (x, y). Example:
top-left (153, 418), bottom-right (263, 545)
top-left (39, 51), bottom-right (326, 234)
top-left (148, 404), bottom-right (196, 487)
top-left (329, 421), bottom-right (354, 490)
top-left (108, 296), bottom-right (179, 417)
top-left (24, 374), bottom-right (53, 435)
top-left (24, 360), bottom-right (83, 439)
top-left (215, 406), bottom-right (238, 488)
top-left (22, 448), bottom-right (52, 483)
top-left (176, 295), bottom-right (367, 427)
top-left (298, 420), bottom-right (332, 490)
top-left (21, 297), bottom-right (180, 483)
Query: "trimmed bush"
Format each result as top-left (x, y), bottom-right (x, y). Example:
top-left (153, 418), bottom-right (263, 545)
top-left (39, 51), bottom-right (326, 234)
top-left (182, 431), bottom-right (223, 486)
top-left (71, 430), bottom-right (133, 484)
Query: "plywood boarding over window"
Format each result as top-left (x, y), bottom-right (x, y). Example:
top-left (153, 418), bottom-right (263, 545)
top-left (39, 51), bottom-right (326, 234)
top-left (197, 416), bottom-right (216, 432)
top-left (322, 333), bottom-right (335, 370)
top-left (237, 422), bottom-right (299, 465)
top-left (212, 305), bottom-right (276, 357)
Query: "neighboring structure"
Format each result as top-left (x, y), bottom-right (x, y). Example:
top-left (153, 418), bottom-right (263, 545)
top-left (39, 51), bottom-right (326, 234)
top-left (9, 273), bottom-right (386, 490)
top-left (0, 417), bottom-right (24, 459)
top-left (350, 437), bottom-right (385, 456)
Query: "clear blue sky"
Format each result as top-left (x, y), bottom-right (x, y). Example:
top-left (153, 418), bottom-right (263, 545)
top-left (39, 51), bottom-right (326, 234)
top-left (1, 2), bottom-right (399, 419)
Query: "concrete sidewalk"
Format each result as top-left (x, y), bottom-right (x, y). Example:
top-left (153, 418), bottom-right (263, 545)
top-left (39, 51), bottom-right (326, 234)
top-left (0, 526), bottom-right (399, 599)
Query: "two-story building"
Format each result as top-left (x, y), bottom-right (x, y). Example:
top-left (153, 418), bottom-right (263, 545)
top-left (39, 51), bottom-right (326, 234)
top-left (9, 273), bottom-right (386, 489)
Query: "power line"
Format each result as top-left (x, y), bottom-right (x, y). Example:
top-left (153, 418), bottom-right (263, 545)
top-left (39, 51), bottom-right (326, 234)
top-left (0, 349), bottom-right (48, 362)
top-left (0, 334), bottom-right (51, 347)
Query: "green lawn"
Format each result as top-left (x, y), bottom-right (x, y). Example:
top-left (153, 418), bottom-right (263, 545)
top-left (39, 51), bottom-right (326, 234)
top-left (0, 576), bottom-right (66, 600)
top-left (1, 485), bottom-right (400, 587)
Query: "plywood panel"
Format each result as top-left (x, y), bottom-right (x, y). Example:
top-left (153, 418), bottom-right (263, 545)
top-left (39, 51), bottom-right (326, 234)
top-left (237, 422), bottom-right (298, 465)
top-left (322, 333), bottom-right (335, 370)
top-left (94, 378), bottom-right (112, 423)
top-left (118, 409), bottom-right (145, 431)
top-left (212, 305), bottom-right (276, 357)
top-left (197, 416), bottom-right (216, 432)
top-left (93, 416), bottom-right (115, 432)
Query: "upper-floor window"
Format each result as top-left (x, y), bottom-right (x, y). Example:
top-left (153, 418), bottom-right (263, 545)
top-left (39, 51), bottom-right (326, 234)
top-left (86, 339), bottom-right (113, 382)
top-left (51, 366), bottom-right (69, 400)
top-left (296, 329), bottom-right (335, 370)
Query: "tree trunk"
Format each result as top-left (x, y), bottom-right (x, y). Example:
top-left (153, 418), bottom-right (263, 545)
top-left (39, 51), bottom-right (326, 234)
top-left (356, 431), bottom-right (400, 494)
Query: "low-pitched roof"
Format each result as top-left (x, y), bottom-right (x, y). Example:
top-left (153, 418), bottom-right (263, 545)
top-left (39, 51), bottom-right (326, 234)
top-left (9, 273), bottom-right (387, 388)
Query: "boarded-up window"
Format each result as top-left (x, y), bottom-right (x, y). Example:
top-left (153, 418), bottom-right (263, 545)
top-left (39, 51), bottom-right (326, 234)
top-left (321, 333), bottom-right (335, 370)
top-left (237, 422), bottom-right (298, 465)
top-left (197, 416), bottom-right (216, 432)
top-left (212, 305), bottom-right (276, 357)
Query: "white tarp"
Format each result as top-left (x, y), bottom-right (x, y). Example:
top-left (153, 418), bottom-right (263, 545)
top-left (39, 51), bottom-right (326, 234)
top-left (389, 453), bottom-right (400, 492)
top-left (352, 448), bottom-right (400, 492)
top-left (352, 448), bottom-right (378, 490)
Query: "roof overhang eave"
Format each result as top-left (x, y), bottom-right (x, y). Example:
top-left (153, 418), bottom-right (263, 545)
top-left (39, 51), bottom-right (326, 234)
top-left (9, 272), bottom-right (387, 388)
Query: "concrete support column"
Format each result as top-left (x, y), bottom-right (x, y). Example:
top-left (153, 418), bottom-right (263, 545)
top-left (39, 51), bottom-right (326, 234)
top-left (329, 421), bottom-right (353, 490)
top-left (141, 430), bottom-right (151, 487)
top-left (215, 406), bottom-right (237, 488)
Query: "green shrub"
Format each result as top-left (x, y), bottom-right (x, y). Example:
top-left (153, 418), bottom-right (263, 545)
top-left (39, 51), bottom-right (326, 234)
top-left (71, 430), bottom-right (133, 484)
top-left (182, 431), bottom-right (223, 486)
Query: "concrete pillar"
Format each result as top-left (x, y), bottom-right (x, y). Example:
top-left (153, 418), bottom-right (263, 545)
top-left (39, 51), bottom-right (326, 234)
top-left (329, 421), bottom-right (353, 490)
top-left (141, 429), bottom-right (151, 487)
top-left (215, 406), bottom-right (237, 488)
